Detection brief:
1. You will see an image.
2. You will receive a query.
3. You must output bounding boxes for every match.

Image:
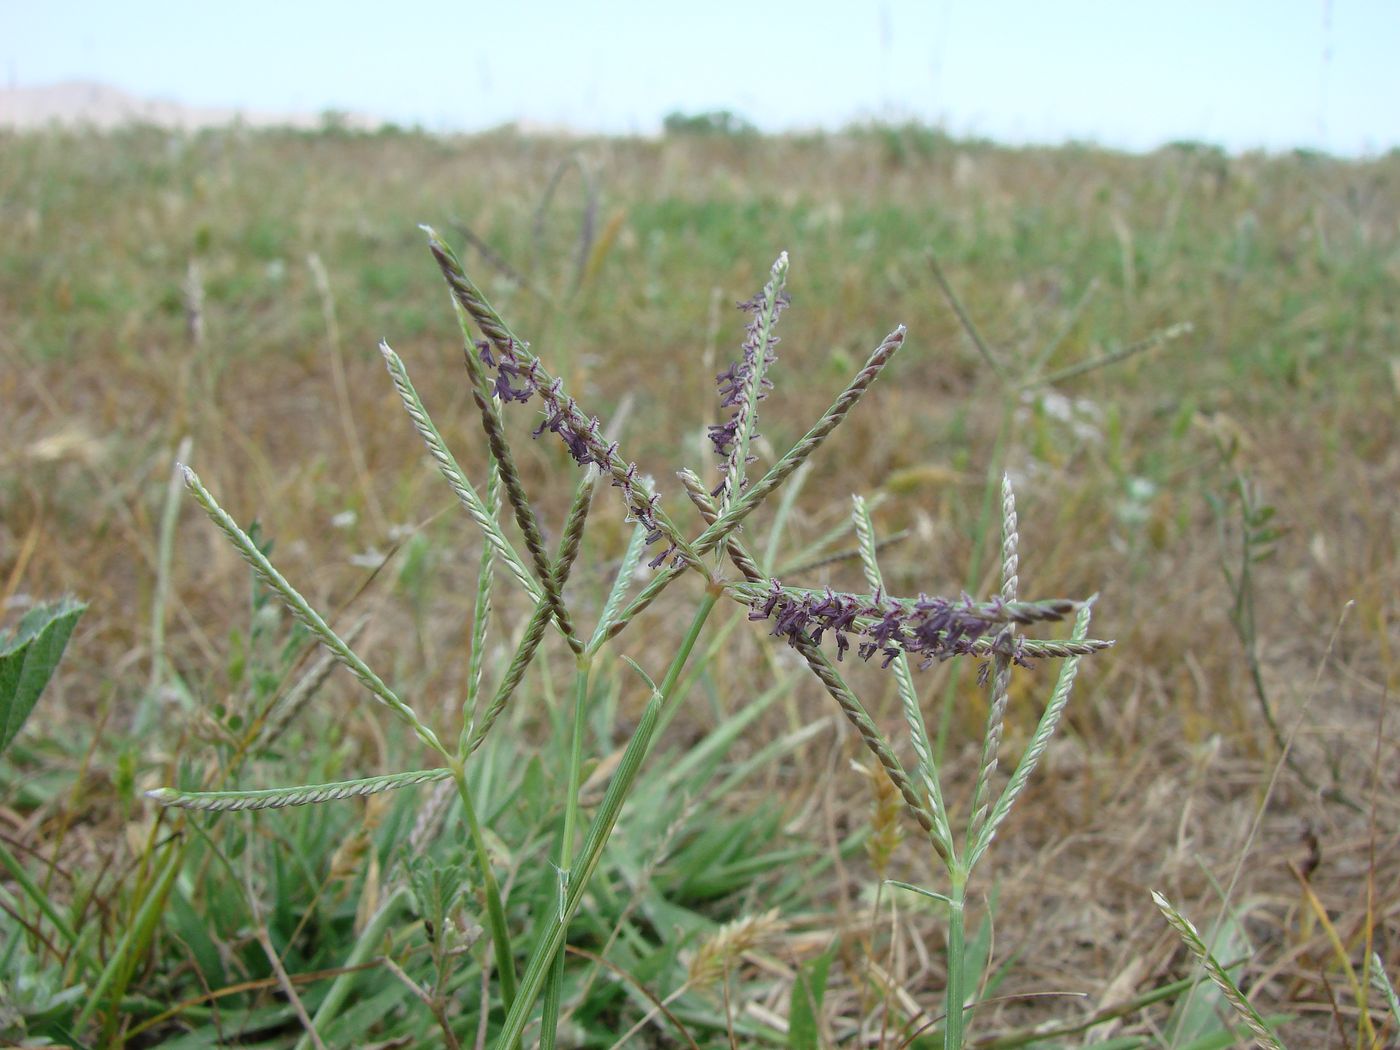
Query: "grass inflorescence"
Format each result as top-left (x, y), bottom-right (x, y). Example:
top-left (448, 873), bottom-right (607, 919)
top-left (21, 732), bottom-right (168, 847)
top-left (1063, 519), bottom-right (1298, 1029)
top-left (146, 225), bottom-right (1105, 1049)
top-left (2, 126), bottom-right (1395, 1048)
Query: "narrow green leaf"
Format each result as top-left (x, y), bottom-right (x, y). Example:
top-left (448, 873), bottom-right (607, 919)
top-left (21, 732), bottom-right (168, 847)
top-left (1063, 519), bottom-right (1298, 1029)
top-left (0, 835), bottom-right (84, 954)
top-left (885, 880), bottom-right (954, 905)
top-left (787, 942), bottom-right (834, 1050)
top-left (493, 593), bottom-right (719, 1048)
top-left (292, 885), bottom-right (412, 1050)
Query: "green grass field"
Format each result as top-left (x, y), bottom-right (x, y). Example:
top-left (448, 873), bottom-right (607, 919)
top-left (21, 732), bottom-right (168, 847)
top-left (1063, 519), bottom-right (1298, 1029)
top-left (2, 123), bottom-right (1396, 1048)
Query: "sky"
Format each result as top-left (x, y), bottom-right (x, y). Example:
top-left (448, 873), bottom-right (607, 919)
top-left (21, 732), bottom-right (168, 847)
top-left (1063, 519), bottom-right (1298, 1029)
top-left (3, 0), bottom-right (1397, 155)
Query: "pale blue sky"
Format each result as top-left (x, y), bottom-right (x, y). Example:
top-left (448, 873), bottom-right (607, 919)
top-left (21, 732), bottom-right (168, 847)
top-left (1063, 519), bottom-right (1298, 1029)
top-left (4, 1), bottom-right (1396, 154)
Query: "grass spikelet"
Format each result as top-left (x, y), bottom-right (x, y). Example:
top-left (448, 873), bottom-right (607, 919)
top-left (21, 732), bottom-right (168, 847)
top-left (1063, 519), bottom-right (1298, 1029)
top-left (967, 476), bottom-right (1021, 843)
top-left (597, 555), bottom-right (687, 644)
top-left (177, 465), bottom-right (448, 759)
top-left (795, 640), bottom-right (938, 836)
top-left (460, 458), bottom-right (500, 753)
top-left (1371, 951), bottom-right (1400, 1032)
top-left (380, 341), bottom-right (542, 602)
top-left (711, 251), bottom-right (789, 512)
top-left (466, 593), bottom-right (554, 753)
top-left (1152, 890), bottom-right (1284, 1050)
top-left (553, 468), bottom-right (597, 589)
top-left (587, 522), bottom-right (650, 649)
top-left (675, 475), bottom-right (941, 841)
top-left (695, 324), bottom-right (906, 549)
top-left (258, 615), bottom-right (367, 749)
top-left (735, 579), bottom-right (1084, 668)
top-left (462, 357), bottom-right (584, 652)
top-left (678, 467), bottom-right (764, 581)
top-left (426, 225), bottom-right (703, 572)
top-left (968, 600), bottom-right (1093, 870)
top-left (852, 495), bottom-right (952, 853)
top-left (687, 909), bottom-right (784, 989)
top-left (859, 760), bottom-right (904, 878)
top-left (1031, 319), bottom-right (1195, 388)
top-left (146, 768), bottom-right (455, 811)
top-left (464, 476), bottom-right (595, 756)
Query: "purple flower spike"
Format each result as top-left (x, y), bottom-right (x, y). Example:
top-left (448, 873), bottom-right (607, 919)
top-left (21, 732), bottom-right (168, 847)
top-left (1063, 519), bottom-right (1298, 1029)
top-left (747, 580), bottom-right (1071, 670)
top-left (708, 266), bottom-right (791, 478)
top-left (494, 372), bottom-right (531, 403)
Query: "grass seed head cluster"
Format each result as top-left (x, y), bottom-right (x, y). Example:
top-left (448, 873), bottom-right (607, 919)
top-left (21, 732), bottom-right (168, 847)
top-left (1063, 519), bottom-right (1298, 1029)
top-left (147, 227), bottom-right (1107, 1047)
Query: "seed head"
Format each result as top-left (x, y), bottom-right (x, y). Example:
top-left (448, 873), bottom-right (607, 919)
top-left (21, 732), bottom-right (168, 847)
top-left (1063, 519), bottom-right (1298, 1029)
top-left (748, 581), bottom-right (1076, 669)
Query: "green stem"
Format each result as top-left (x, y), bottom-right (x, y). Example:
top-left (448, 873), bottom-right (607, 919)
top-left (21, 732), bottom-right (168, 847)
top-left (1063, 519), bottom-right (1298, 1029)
top-left (453, 765), bottom-right (517, 1011)
top-left (138, 437), bottom-right (190, 735)
top-left (492, 590), bottom-right (720, 1049)
top-left (558, 657), bottom-right (592, 901)
top-left (944, 872), bottom-right (968, 1050)
top-left (541, 655), bottom-right (593, 1048)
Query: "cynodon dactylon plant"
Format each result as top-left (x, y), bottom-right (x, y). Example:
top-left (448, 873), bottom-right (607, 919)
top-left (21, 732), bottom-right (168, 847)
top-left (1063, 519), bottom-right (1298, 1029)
top-left (150, 230), bottom-right (1111, 1050)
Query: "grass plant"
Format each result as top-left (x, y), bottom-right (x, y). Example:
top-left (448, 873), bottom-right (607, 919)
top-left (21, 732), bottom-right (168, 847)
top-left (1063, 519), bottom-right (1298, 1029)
top-left (1, 125), bottom-right (1395, 1047)
top-left (143, 231), bottom-right (1106, 1047)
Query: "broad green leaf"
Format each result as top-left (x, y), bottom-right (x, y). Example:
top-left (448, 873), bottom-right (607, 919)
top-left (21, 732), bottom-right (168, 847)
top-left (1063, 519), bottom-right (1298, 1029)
top-left (0, 598), bottom-right (85, 759)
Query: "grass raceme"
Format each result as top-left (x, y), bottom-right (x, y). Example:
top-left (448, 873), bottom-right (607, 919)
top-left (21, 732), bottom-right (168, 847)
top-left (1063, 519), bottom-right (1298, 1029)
top-left (148, 230), bottom-right (1109, 1049)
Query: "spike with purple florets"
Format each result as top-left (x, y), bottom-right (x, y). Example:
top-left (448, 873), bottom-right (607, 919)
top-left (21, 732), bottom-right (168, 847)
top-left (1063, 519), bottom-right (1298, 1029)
top-left (430, 231), bottom-right (689, 569)
top-left (745, 580), bottom-right (1082, 669)
top-left (711, 255), bottom-right (791, 507)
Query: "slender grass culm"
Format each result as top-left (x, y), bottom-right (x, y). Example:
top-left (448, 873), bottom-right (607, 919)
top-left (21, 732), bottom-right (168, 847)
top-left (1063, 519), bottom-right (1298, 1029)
top-left (148, 229), bottom-right (1112, 1049)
